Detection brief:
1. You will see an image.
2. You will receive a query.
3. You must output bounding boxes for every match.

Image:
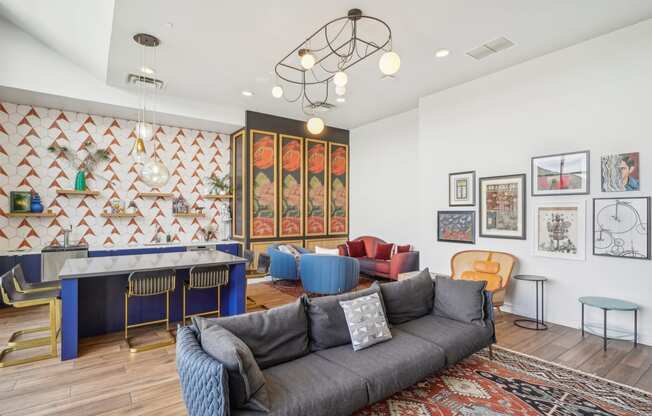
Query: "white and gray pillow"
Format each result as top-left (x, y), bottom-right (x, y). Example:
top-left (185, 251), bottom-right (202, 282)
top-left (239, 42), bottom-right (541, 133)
top-left (339, 292), bottom-right (392, 351)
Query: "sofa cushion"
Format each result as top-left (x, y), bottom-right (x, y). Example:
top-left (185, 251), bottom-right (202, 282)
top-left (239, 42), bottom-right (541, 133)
top-left (194, 297), bottom-right (309, 369)
top-left (372, 268), bottom-right (434, 325)
top-left (397, 315), bottom-right (494, 365)
top-left (433, 277), bottom-right (486, 326)
top-left (374, 243), bottom-right (394, 260)
top-left (346, 240), bottom-right (367, 258)
top-left (339, 292), bottom-right (392, 351)
top-left (395, 244), bottom-right (411, 254)
top-left (306, 287), bottom-right (384, 351)
top-left (315, 246), bottom-right (339, 255)
top-left (198, 323), bottom-right (268, 410)
top-left (358, 257), bottom-right (390, 275)
top-left (314, 329), bottom-right (446, 403)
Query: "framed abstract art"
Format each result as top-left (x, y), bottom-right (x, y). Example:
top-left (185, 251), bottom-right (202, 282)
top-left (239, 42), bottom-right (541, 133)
top-left (601, 152), bottom-right (640, 192)
top-left (449, 171), bottom-right (475, 206)
top-left (593, 197), bottom-right (650, 260)
top-left (479, 174), bottom-right (526, 239)
top-left (531, 150), bottom-right (589, 196)
top-left (437, 211), bottom-right (475, 244)
top-left (533, 201), bottom-right (586, 261)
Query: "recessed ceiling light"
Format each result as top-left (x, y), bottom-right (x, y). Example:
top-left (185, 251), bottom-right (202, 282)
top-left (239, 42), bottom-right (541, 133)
top-left (241, 90), bottom-right (254, 97)
top-left (336, 97), bottom-right (346, 103)
top-left (140, 66), bottom-right (155, 75)
top-left (435, 49), bottom-right (450, 58)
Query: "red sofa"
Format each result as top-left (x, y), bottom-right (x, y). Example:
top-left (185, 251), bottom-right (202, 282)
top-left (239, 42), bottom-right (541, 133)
top-left (337, 236), bottom-right (420, 280)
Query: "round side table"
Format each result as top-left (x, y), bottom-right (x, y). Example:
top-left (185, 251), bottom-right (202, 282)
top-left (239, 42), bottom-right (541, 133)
top-left (513, 275), bottom-right (548, 331)
top-left (579, 296), bottom-right (639, 351)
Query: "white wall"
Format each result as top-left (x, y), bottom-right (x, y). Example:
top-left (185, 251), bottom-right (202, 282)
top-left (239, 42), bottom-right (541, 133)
top-left (350, 109), bottom-right (419, 244)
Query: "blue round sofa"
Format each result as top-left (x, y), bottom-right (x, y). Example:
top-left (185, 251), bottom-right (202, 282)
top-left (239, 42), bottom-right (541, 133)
top-left (300, 254), bottom-right (360, 295)
top-left (267, 243), bottom-right (310, 281)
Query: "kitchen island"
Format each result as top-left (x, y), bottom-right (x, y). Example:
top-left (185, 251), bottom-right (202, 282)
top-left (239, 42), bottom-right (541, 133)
top-left (58, 250), bottom-right (247, 360)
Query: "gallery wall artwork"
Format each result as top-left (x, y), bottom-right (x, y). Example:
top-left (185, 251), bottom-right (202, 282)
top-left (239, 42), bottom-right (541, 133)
top-left (328, 142), bottom-right (349, 235)
top-left (593, 197), bottom-right (650, 260)
top-left (479, 174), bottom-right (526, 239)
top-left (279, 135), bottom-right (303, 237)
top-left (437, 211), bottom-right (475, 244)
top-left (601, 152), bottom-right (640, 192)
top-left (250, 130), bottom-right (277, 239)
top-left (531, 151), bottom-right (589, 196)
top-left (449, 171), bottom-right (475, 206)
top-left (533, 201), bottom-right (585, 260)
top-left (305, 138), bottom-right (327, 236)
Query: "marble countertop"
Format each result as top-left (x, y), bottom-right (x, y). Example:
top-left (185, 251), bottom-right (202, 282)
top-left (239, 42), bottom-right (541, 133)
top-left (59, 250), bottom-right (247, 279)
top-left (0, 240), bottom-right (240, 256)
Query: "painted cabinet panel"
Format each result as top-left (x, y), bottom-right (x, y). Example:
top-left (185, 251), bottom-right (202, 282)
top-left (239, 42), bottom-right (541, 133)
top-left (328, 143), bottom-right (349, 235)
top-left (279, 135), bottom-right (304, 237)
top-left (305, 139), bottom-right (328, 236)
top-left (250, 130), bottom-right (278, 239)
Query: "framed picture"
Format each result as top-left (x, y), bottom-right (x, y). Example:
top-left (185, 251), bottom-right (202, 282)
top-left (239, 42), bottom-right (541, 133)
top-left (249, 130), bottom-right (278, 239)
top-left (10, 191), bottom-right (32, 213)
top-left (437, 211), bottom-right (475, 244)
top-left (279, 134), bottom-right (304, 237)
top-left (479, 174), bottom-right (526, 239)
top-left (593, 197), bottom-right (650, 260)
top-left (533, 201), bottom-right (586, 261)
top-left (601, 152), bottom-right (640, 192)
top-left (449, 171), bottom-right (475, 206)
top-left (531, 150), bottom-right (589, 196)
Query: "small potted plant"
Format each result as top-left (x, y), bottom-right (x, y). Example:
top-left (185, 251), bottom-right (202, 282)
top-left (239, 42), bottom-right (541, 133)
top-left (206, 174), bottom-right (230, 196)
top-left (48, 140), bottom-right (110, 191)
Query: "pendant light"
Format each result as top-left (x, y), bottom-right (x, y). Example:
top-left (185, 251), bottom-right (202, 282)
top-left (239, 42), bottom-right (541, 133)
top-left (307, 117), bottom-right (325, 135)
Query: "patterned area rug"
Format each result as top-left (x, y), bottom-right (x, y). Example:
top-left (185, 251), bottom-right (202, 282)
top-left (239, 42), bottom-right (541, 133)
top-left (356, 345), bottom-right (652, 416)
top-left (260, 276), bottom-right (374, 298)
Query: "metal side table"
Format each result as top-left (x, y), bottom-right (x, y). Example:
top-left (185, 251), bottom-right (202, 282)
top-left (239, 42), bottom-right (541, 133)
top-left (513, 275), bottom-right (548, 331)
top-left (579, 296), bottom-right (639, 351)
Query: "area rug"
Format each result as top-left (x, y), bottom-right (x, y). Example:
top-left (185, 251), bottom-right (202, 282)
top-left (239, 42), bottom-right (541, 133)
top-left (355, 345), bottom-right (652, 416)
top-left (260, 276), bottom-right (374, 298)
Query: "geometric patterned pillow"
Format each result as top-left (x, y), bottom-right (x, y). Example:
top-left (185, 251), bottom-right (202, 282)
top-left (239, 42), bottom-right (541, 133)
top-left (339, 292), bottom-right (392, 351)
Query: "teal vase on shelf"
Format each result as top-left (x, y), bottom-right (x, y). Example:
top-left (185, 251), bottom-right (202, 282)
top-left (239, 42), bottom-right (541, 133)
top-left (74, 170), bottom-right (87, 191)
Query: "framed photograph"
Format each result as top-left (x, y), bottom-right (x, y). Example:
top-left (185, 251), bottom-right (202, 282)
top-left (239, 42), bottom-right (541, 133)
top-left (437, 211), bottom-right (475, 244)
top-left (10, 191), bottom-right (32, 213)
top-left (593, 197), bottom-right (650, 260)
top-left (601, 152), bottom-right (640, 192)
top-left (533, 201), bottom-right (586, 261)
top-left (449, 171), bottom-right (475, 206)
top-left (531, 150), bottom-right (589, 196)
top-left (479, 174), bottom-right (526, 239)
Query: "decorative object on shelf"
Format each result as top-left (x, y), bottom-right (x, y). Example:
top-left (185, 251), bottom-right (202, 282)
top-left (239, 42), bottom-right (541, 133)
top-left (531, 150), bottom-right (589, 196)
top-left (437, 211), bottom-right (475, 244)
top-left (110, 198), bottom-right (124, 215)
top-left (9, 191), bottom-right (31, 213)
top-left (328, 143), bottom-right (349, 235)
top-left (449, 171), bottom-right (476, 206)
top-left (206, 174), bottom-right (230, 195)
top-left (47, 140), bottom-right (110, 191)
top-left (199, 225), bottom-right (217, 241)
top-left (533, 201), bottom-right (585, 261)
top-left (273, 8), bottom-right (398, 133)
top-left (479, 174), bottom-right (526, 239)
top-left (601, 152), bottom-right (640, 192)
top-left (280, 135), bottom-right (304, 237)
top-left (126, 200), bottom-right (138, 215)
top-left (250, 130), bottom-right (278, 239)
top-left (305, 139), bottom-right (327, 236)
top-left (593, 197), bottom-right (650, 259)
top-left (219, 201), bottom-right (232, 241)
top-left (29, 191), bottom-right (44, 213)
top-left (172, 195), bottom-right (190, 214)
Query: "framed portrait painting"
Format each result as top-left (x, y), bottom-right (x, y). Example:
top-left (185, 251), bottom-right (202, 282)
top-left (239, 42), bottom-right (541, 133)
top-left (593, 197), bottom-right (650, 260)
top-left (601, 152), bottom-right (640, 192)
top-left (479, 174), bottom-right (526, 239)
top-left (449, 171), bottom-right (475, 206)
top-left (437, 211), bottom-right (475, 244)
top-left (531, 150), bottom-right (589, 196)
top-left (533, 201), bottom-right (586, 261)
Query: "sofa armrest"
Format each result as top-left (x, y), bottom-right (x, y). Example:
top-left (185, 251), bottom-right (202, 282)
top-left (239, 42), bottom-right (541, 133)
top-left (388, 251), bottom-right (420, 278)
top-left (176, 326), bottom-right (230, 416)
top-left (483, 291), bottom-right (496, 343)
top-left (337, 244), bottom-right (348, 256)
top-left (268, 248), bottom-right (299, 279)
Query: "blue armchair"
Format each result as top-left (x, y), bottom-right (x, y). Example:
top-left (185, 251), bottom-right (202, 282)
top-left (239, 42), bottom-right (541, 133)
top-left (267, 244), bottom-right (310, 281)
top-left (300, 254), bottom-right (360, 295)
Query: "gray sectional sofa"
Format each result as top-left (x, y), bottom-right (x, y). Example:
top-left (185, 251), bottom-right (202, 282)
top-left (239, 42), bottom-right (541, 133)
top-left (176, 269), bottom-right (495, 416)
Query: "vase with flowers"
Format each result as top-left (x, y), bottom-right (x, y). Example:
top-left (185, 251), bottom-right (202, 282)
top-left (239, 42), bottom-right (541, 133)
top-left (206, 174), bottom-right (230, 196)
top-left (48, 140), bottom-right (111, 191)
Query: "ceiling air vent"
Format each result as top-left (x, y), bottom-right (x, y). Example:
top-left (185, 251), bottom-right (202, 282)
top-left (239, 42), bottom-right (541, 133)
top-left (303, 102), bottom-right (336, 113)
top-left (127, 73), bottom-right (165, 89)
top-left (467, 36), bottom-right (515, 60)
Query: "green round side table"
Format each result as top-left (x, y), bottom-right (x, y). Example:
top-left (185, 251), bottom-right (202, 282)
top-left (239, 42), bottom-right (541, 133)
top-left (579, 296), bottom-right (639, 351)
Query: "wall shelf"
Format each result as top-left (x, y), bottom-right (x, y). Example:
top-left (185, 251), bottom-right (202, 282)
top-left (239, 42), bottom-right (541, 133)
top-left (57, 189), bottom-right (100, 196)
top-left (100, 213), bottom-right (141, 218)
top-left (173, 212), bottom-right (205, 218)
top-left (204, 194), bottom-right (233, 199)
top-left (136, 192), bottom-right (174, 198)
top-left (7, 211), bottom-right (58, 218)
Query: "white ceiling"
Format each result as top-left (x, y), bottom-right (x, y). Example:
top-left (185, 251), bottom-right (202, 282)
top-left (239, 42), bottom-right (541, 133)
top-left (4, 1), bottom-right (652, 129)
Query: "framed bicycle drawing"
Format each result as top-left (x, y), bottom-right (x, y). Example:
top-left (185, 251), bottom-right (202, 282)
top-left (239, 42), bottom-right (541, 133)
top-left (593, 197), bottom-right (650, 260)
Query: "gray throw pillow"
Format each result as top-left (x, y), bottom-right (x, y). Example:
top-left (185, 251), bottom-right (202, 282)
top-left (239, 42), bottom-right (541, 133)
top-left (197, 323), bottom-right (269, 411)
top-left (432, 277), bottom-right (486, 326)
top-left (372, 268), bottom-right (434, 325)
top-left (306, 287), bottom-right (385, 351)
top-left (195, 297), bottom-right (309, 369)
top-left (339, 292), bottom-right (392, 351)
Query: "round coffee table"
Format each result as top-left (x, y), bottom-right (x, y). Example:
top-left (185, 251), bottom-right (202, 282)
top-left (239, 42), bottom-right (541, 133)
top-left (513, 275), bottom-right (548, 331)
top-left (579, 296), bottom-right (639, 351)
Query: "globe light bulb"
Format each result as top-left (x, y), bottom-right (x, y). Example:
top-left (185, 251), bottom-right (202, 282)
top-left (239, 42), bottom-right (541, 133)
top-left (300, 52), bottom-right (316, 70)
top-left (333, 71), bottom-right (348, 87)
top-left (379, 51), bottom-right (401, 76)
top-left (306, 117), bottom-right (324, 135)
top-left (136, 122), bottom-right (153, 140)
top-left (140, 159), bottom-right (170, 187)
top-left (335, 85), bottom-right (346, 96)
top-left (272, 85), bottom-right (284, 98)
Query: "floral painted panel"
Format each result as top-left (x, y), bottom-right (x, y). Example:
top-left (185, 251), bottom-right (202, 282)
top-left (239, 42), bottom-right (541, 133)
top-left (250, 130), bottom-right (277, 239)
top-left (232, 130), bottom-right (245, 238)
top-left (305, 139), bottom-right (327, 236)
top-left (328, 143), bottom-right (348, 235)
top-left (279, 135), bottom-right (303, 237)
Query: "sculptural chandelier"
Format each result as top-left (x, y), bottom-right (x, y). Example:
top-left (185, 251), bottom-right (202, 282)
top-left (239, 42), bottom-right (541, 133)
top-left (273, 8), bottom-right (399, 134)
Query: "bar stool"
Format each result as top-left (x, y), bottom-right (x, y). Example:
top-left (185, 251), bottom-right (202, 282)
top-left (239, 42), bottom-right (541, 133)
top-left (0, 272), bottom-right (59, 367)
top-left (124, 269), bottom-right (176, 353)
top-left (182, 264), bottom-right (229, 325)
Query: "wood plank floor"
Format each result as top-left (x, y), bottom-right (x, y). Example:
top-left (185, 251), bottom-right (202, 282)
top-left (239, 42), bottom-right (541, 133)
top-left (0, 282), bottom-right (650, 415)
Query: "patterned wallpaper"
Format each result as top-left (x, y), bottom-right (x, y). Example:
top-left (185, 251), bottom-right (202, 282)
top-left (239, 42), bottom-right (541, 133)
top-left (0, 101), bottom-right (230, 250)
